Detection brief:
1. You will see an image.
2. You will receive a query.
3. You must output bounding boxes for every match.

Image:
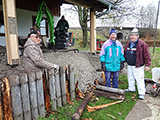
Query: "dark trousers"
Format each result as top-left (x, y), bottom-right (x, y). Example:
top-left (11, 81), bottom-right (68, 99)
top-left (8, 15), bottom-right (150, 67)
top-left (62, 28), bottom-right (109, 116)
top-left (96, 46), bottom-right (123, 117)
top-left (105, 71), bottom-right (119, 88)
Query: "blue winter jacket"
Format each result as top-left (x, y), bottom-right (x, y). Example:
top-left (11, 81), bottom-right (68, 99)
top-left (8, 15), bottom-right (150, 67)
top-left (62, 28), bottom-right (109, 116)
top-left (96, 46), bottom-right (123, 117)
top-left (100, 39), bottom-right (125, 72)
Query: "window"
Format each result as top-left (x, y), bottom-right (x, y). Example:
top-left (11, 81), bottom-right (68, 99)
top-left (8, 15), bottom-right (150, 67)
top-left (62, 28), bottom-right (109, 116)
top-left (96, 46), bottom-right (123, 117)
top-left (0, 11), bottom-right (5, 36)
top-left (32, 16), bottom-right (48, 37)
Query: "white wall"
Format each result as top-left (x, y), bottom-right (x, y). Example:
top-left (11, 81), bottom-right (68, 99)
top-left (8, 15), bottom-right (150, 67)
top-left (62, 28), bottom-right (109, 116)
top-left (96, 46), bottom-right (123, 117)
top-left (0, 5), bottom-right (60, 46)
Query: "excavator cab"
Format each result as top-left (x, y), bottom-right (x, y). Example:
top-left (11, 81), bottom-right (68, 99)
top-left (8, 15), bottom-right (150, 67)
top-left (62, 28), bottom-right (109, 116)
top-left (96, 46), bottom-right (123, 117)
top-left (34, 0), bottom-right (75, 50)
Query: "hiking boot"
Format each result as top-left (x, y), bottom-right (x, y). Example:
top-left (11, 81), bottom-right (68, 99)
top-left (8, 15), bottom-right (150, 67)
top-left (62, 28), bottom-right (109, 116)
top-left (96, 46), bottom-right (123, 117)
top-left (139, 95), bottom-right (145, 100)
top-left (125, 89), bottom-right (135, 92)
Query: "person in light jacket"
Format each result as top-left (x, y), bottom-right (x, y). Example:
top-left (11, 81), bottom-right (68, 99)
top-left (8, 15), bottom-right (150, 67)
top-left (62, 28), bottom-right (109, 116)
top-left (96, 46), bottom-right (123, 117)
top-left (100, 28), bottom-right (125, 88)
top-left (23, 29), bottom-right (58, 73)
top-left (124, 27), bottom-right (151, 100)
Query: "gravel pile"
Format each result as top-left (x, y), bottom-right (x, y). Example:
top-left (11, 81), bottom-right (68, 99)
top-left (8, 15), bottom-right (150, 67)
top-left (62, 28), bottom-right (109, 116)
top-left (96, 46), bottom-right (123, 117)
top-left (0, 46), bottom-right (103, 91)
top-left (43, 51), bottom-right (102, 91)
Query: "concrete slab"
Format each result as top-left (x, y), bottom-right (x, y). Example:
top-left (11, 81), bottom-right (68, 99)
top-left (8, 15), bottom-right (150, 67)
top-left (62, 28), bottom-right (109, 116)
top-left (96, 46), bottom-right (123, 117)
top-left (125, 94), bottom-right (160, 120)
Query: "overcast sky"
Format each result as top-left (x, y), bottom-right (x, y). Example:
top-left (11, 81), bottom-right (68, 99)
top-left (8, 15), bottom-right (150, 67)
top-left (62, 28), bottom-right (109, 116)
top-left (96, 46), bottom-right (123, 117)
top-left (136, 0), bottom-right (159, 6)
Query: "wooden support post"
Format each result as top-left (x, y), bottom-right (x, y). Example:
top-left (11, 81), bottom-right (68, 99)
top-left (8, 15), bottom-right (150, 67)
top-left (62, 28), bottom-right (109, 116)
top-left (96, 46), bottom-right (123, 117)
top-left (19, 73), bottom-right (31, 120)
top-left (69, 64), bottom-right (75, 101)
top-left (90, 9), bottom-right (96, 53)
top-left (55, 68), bottom-right (62, 108)
top-left (1, 78), bottom-right (13, 120)
top-left (0, 81), bottom-right (3, 120)
top-left (48, 69), bottom-right (57, 110)
top-left (35, 71), bottom-right (45, 117)
top-left (28, 72), bottom-right (38, 120)
top-left (2, 0), bottom-right (20, 65)
top-left (72, 92), bottom-right (93, 120)
top-left (60, 66), bottom-right (67, 106)
top-left (9, 75), bottom-right (23, 120)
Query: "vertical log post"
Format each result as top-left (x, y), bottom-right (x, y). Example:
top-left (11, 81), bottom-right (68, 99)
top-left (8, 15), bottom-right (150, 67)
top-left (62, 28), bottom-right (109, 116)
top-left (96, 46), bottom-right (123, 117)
top-left (0, 81), bottom-right (3, 120)
top-left (60, 66), bottom-right (67, 106)
top-left (43, 69), bottom-right (51, 112)
top-left (69, 64), bottom-right (75, 101)
top-left (9, 75), bottom-right (23, 120)
top-left (35, 71), bottom-right (45, 117)
top-left (48, 69), bottom-right (57, 110)
top-left (55, 68), bottom-right (62, 108)
top-left (1, 78), bottom-right (13, 120)
top-left (19, 73), bottom-right (31, 120)
top-left (28, 72), bottom-right (38, 120)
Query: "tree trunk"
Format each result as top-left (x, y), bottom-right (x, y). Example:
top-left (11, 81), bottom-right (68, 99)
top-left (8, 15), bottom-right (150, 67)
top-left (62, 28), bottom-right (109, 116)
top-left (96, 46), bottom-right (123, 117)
top-left (82, 23), bottom-right (88, 47)
top-left (77, 6), bottom-right (89, 48)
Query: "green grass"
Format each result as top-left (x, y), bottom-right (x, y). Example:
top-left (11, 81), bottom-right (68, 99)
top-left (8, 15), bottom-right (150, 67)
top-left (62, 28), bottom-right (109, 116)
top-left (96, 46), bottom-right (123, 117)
top-left (38, 74), bottom-right (138, 120)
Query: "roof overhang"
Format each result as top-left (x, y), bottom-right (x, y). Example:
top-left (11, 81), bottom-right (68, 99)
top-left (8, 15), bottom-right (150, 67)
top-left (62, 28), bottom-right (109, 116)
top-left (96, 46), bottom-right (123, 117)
top-left (63, 0), bottom-right (117, 12)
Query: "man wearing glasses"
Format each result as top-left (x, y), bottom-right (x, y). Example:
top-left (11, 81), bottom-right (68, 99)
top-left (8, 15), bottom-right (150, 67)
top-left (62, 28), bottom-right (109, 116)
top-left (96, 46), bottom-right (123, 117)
top-left (23, 29), bottom-right (59, 73)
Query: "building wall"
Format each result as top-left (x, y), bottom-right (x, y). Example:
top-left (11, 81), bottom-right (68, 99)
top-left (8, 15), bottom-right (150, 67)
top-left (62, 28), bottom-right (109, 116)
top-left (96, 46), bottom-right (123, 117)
top-left (0, 5), bottom-right (60, 46)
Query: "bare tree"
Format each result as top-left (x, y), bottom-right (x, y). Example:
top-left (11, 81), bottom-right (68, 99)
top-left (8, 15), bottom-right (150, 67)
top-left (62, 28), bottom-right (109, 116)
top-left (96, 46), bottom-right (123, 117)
top-left (136, 3), bottom-right (156, 37)
top-left (98, 0), bottom-right (136, 27)
top-left (62, 0), bottom-right (137, 47)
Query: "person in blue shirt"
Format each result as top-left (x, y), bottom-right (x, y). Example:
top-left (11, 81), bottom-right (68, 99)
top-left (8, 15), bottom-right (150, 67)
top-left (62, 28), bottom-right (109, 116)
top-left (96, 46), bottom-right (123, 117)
top-left (100, 29), bottom-right (125, 88)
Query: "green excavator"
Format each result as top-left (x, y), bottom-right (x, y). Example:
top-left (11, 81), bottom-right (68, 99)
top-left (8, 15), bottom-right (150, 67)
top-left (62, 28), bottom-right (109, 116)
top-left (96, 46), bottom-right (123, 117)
top-left (34, 0), bottom-right (76, 51)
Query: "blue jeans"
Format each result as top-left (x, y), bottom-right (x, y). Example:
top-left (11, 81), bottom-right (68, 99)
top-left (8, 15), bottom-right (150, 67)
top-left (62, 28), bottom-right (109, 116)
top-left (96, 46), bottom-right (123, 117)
top-left (105, 71), bottom-right (119, 88)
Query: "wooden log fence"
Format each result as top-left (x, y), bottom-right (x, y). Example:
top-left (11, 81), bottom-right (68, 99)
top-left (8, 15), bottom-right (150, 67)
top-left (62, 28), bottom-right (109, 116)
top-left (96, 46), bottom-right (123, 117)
top-left (0, 64), bottom-right (75, 120)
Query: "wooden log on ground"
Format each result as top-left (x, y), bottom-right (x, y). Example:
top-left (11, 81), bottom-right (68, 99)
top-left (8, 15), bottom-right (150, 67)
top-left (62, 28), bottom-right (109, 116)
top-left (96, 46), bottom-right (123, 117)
top-left (9, 75), bottom-right (23, 120)
top-left (69, 64), bottom-right (75, 101)
top-left (55, 68), bottom-right (62, 108)
top-left (71, 91), bottom-right (93, 120)
top-left (89, 89), bottom-right (125, 100)
top-left (35, 71), bottom-right (45, 117)
top-left (95, 85), bottom-right (125, 95)
top-left (19, 73), bottom-right (31, 120)
top-left (0, 81), bottom-right (3, 120)
top-left (28, 72), bottom-right (38, 120)
top-left (1, 78), bottom-right (13, 120)
top-left (60, 66), bottom-right (67, 106)
top-left (87, 100), bottom-right (123, 112)
top-left (48, 69), bottom-right (57, 110)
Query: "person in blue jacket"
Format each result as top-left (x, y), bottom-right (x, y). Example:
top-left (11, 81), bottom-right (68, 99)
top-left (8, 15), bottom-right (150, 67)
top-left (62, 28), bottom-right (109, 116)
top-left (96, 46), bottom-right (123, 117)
top-left (100, 29), bottom-right (125, 88)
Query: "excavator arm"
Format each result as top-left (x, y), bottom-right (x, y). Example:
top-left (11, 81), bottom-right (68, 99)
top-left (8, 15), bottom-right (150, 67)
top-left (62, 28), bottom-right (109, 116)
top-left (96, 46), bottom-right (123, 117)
top-left (34, 0), bottom-right (55, 45)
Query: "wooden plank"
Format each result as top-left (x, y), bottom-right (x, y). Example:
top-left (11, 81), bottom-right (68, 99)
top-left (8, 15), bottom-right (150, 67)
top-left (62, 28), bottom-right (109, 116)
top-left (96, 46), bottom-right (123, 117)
top-left (1, 78), bottom-right (13, 120)
top-left (9, 75), bottom-right (23, 120)
top-left (35, 71), bottom-right (45, 117)
top-left (48, 69), bottom-right (57, 110)
top-left (68, 64), bottom-right (75, 101)
top-left (55, 68), bottom-right (62, 108)
top-left (19, 73), bottom-right (31, 120)
top-left (28, 72), bottom-right (38, 120)
top-left (60, 66), bottom-right (67, 106)
top-left (71, 91), bottom-right (93, 120)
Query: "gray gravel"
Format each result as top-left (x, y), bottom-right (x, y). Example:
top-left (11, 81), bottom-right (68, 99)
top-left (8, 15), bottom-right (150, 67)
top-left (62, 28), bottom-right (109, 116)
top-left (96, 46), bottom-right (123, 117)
top-left (43, 51), bottom-right (102, 91)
